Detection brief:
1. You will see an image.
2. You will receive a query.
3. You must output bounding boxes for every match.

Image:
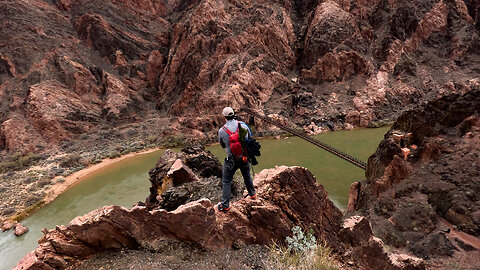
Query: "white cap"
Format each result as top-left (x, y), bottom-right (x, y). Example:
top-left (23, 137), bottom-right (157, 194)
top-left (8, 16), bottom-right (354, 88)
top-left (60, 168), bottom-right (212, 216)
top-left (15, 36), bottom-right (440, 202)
top-left (222, 107), bottom-right (235, 117)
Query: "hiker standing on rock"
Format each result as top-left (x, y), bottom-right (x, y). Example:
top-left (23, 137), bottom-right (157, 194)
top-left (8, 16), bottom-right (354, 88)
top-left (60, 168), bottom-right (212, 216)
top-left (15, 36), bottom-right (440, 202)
top-left (217, 107), bottom-right (256, 212)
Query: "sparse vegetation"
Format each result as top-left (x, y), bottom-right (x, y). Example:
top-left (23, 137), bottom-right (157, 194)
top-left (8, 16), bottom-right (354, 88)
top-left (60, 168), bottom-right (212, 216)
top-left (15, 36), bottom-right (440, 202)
top-left (126, 128), bottom-right (138, 137)
top-left (108, 150), bottom-right (121, 159)
top-left (145, 134), bottom-right (158, 145)
top-left (0, 152), bottom-right (43, 173)
top-left (36, 179), bottom-right (51, 188)
top-left (161, 135), bottom-right (186, 148)
top-left (22, 177), bottom-right (36, 184)
top-left (25, 194), bottom-right (42, 207)
top-left (265, 226), bottom-right (338, 270)
top-left (60, 154), bottom-right (82, 168)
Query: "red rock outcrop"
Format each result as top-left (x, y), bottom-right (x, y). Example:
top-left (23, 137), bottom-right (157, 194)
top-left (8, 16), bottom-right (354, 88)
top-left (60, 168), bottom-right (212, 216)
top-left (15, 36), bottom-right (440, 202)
top-left (301, 51), bottom-right (374, 83)
top-left (302, 1), bottom-right (367, 69)
top-left (347, 89), bottom-right (480, 266)
top-left (146, 146), bottom-right (223, 209)
top-left (1, 220), bottom-right (17, 232)
top-left (340, 216), bottom-right (425, 270)
top-left (0, 0), bottom-right (171, 153)
top-left (15, 166), bottom-right (343, 270)
top-left (25, 81), bottom-right (102, 143)
top-left (157, 0), bottom-right (296, 117)
top-left (0, 116), bottom-right (42, 152)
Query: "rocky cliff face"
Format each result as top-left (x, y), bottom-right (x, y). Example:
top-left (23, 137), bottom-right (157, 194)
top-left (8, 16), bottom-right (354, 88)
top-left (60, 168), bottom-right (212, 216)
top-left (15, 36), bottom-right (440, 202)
top-left (348, 89), bottom-right (480, 267)
top-left (1, 0), bottom-right (479, 154)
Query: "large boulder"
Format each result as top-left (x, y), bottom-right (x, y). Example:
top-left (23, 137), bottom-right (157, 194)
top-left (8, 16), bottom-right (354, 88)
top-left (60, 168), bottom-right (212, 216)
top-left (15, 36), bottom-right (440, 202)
top-left (340, 216), bottom-right (425, 270)
top-left (145, 146), bottom-right (223, 209)
top-left (14, 223), bottom-right (29, 236)
top-left (1, 220), bottom-right (17, 232)
top-left (15, 166), bottom-right (343, 269)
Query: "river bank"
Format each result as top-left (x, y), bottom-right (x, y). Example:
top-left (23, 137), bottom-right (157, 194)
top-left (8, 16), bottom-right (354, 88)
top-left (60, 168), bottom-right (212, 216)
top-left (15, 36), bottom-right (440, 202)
top-left (0, 147), bottom-right (162, 227)
top-left (0, 123), bottom-right (388, 226)
top-left (42, 148), bottom-right (161, 206)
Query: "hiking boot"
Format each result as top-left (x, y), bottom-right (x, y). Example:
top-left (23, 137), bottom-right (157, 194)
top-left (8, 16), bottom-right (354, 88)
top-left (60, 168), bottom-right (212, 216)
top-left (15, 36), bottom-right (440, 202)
top-left (217, 204), bottom-right (231, 213)
top-left (249, 193), bottom-right (257, 200)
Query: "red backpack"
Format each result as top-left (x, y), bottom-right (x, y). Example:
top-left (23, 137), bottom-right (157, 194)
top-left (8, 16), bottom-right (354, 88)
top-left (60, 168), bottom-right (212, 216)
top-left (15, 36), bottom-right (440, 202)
top-left (223, 123), bottom-right (246, 161)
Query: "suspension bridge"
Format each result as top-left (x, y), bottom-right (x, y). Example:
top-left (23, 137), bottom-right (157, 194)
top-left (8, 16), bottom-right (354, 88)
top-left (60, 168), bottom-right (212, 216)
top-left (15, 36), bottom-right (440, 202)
top-left (241, 108), bottom-right (368, 170)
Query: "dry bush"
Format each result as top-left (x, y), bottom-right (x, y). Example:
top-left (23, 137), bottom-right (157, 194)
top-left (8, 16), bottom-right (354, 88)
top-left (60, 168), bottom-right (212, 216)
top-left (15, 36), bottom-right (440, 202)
top-left (59, 154), bottom-right (82, 168)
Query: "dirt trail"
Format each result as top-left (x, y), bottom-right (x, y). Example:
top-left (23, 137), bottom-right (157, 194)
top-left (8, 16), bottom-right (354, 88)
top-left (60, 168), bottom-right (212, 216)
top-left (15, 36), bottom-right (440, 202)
top-left (438, 215), bottom-right (480, 250)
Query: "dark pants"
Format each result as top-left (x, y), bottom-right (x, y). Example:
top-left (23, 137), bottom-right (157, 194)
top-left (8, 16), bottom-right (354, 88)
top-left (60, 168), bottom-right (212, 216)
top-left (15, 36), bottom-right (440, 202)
top-left (221, 157), bottom-right (255, 208)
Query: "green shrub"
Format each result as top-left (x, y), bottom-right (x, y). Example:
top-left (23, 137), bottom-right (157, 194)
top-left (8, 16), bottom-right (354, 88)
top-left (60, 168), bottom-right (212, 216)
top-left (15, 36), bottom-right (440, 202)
top-left (0, 152), bottom-right (43, 173)
top-left (36, 179), bottom-right (51, 188)
top-left (108, 150), bottom-right (121, 159)
top-left (161, 135), bottom-right (186, 148)
top-left (265, 226), bottom-right (338, 270)
top-left (145, 134), bottom-right (158, 145)
top-left (286, 226), bottom-right (317, 254)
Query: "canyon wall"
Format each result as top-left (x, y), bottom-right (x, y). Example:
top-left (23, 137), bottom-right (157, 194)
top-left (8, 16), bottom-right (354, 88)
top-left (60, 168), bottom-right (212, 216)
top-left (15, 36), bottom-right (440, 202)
top-left (1, 0), bottom-right (479, 153)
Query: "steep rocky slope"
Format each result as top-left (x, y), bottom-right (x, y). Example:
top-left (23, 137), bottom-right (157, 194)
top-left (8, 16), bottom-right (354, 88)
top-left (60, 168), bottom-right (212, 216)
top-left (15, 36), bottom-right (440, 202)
top-left (1, 0), bottom-right (479, 155)
top-left (348, 89), bottom-right (480, 268)
top-left (2, 0), bottom-right (479, 221)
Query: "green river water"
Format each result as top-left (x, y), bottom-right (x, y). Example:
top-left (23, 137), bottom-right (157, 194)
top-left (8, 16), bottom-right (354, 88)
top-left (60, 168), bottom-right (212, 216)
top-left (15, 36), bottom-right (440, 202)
top-left (0, 126), bottom-right (389, 269)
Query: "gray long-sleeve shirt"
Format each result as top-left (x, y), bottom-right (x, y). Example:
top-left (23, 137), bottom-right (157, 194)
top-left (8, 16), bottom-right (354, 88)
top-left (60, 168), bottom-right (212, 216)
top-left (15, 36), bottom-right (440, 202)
top-left (218, 119), bottom-right (252, 157)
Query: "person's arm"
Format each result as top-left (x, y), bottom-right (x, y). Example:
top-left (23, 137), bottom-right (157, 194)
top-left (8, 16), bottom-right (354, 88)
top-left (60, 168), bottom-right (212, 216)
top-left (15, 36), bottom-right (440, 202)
top-left (218, 129), bottom-right (226, 148)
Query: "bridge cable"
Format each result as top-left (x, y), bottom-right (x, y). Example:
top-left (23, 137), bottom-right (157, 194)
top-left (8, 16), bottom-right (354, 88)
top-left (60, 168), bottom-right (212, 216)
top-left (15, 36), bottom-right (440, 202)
top-left (241, 108), bottom-right (367, 170)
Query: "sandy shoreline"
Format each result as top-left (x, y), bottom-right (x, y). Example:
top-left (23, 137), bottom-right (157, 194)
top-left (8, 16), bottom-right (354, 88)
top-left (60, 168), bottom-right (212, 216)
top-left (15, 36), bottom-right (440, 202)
top-left (44, 147), bottom-right (162, 204)
top-left (6, 126), bottom-right (388, 222)
top-left (10, 148), bottom-right (162, 221)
